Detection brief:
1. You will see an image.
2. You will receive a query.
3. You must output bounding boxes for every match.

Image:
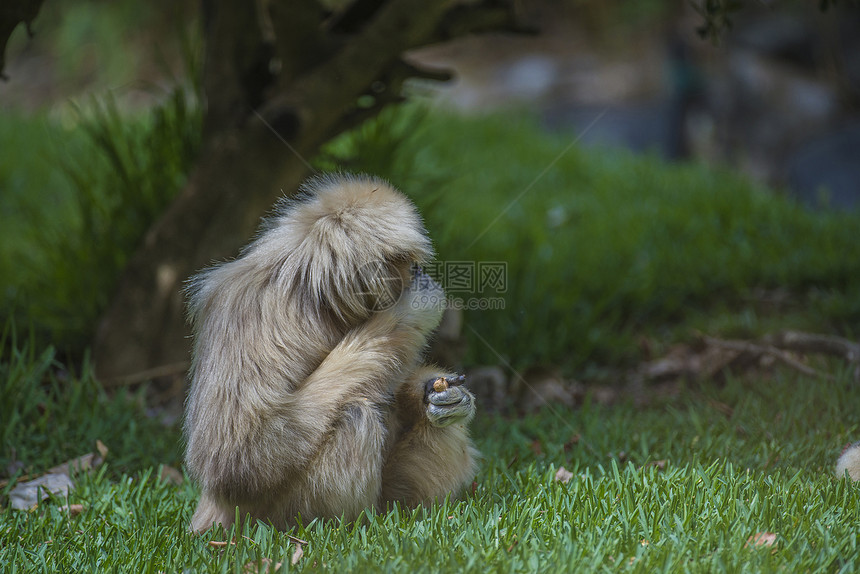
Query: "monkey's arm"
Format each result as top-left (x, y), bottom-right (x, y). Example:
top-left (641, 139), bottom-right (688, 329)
top-left (283, 279), bottom-right (447, 450)
top-left (185, 300), bottom-right (434, 506)
top-left (380, 365), bottom-right (479, 507)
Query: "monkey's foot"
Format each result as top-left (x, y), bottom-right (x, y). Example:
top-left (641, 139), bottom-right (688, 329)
top-left (423, 375), bottom-right (475, 427)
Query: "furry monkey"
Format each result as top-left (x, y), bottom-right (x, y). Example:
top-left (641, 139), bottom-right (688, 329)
top-left (184, 173), bottom-right (478, 531)
top-left (836, 441), bottom-right (860, 481)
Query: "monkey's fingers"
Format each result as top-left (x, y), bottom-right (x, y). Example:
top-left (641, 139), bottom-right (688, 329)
top-left (446, 374), bottom-right (466, 387)
top-left (426, 386), bottom-right (475, 426)
top-left (424, 374), bottom-right (467, 397)
top-left (428, 385), bottom-right (468, 406)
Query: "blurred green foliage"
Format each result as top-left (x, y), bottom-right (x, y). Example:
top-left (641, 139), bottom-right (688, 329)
top-left (2, 0), bottom-right (201, 355)
top-left (320, 105), bottom-right (860, 373)
top-left (5, 0), bottom-right (192, 96)
top-left (0, 85), bottom-right (201, 354)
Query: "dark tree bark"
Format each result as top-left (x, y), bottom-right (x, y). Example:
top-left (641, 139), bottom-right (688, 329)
top-left (0, 0), bottom-right (44, 79)
top-left (92, 0), bottom-right (526, 381)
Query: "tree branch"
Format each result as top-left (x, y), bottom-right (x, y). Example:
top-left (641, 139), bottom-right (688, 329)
top-left (328, 58), bottom-right (453, 139)
top-left (702, 335), bottom-right (836, 381)
top-left (324, 0), bottom-right (387, 34)
top-left (260, 0), bottom-right (456, 137)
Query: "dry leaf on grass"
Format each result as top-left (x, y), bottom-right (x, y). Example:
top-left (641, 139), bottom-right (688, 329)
top-left (637, 330), bottom-right (860, 384)
top-left (60, 504), bottom-right (85, 516)
top-left (286, 534), bottom-right (308, 545)
top-left (6, 441), bottom-right (108, 510)
top-left (554, 466), bottom-right (573, 484)
top-left (639, 460), bottom-right (667, 471)
top-left (95, 439), bottom-right (108, 458)
top-left (243, 558), bottom-right (282, 573)
top-left (563, 434), bottom-right (581, 451)
top-left (291, 542), bottom-right (304, 565)
top-left (158, 465), bottom-right (184, 485)
top-left (48, 440), bottom-right (108, 476)
top-left (745, 532), bottom-right (778, 551)
top-left (9, 473), bottom-right (74, 510)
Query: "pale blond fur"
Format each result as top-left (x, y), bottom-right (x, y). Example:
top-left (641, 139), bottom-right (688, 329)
top-left (836, 442), bottom-right (860, 481)
top-left (184, 173), bottom-right (478, 531)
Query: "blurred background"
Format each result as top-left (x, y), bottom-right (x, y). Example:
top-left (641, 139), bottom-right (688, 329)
top-left (2, 0), bottom-right (859, 415)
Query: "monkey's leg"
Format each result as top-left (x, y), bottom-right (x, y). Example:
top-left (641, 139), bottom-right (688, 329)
top-left (191, 491), bottom-right (235, 532)
top-left (191, 399), bottom-right (395, 531)
top-left (380, 365), bottom-right (479, 508)
top-left (191, 399), bottom-right (388, 531)
top-left (285, 399), bottom-right (390, 525)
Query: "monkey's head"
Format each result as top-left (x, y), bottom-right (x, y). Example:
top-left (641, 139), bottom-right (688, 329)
top-left (272, 173), bottom-right (434, 325)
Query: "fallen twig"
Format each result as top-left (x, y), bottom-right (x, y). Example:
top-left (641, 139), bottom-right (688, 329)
top-left (765, 331), bottom-right (860, 362)
top-left (702, 336), bottom-right (835, 381)
top-left (286, 534), bottom-right (308, 546)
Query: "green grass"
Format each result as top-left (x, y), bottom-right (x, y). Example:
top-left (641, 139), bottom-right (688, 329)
top-left (0, 332), bottom-right (181, 479)
top-left (2, 6), bottom-right (202, 356)
top-left (3, 337), bottom-right (860, 572)
top-left (320, 105), bottom-right (860, 373)
top-left (0, 113), bottom-right (89, 320)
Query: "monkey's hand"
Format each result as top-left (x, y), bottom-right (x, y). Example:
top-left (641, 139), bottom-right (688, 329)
top-left (423, 375), bottom-right (475, 427)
